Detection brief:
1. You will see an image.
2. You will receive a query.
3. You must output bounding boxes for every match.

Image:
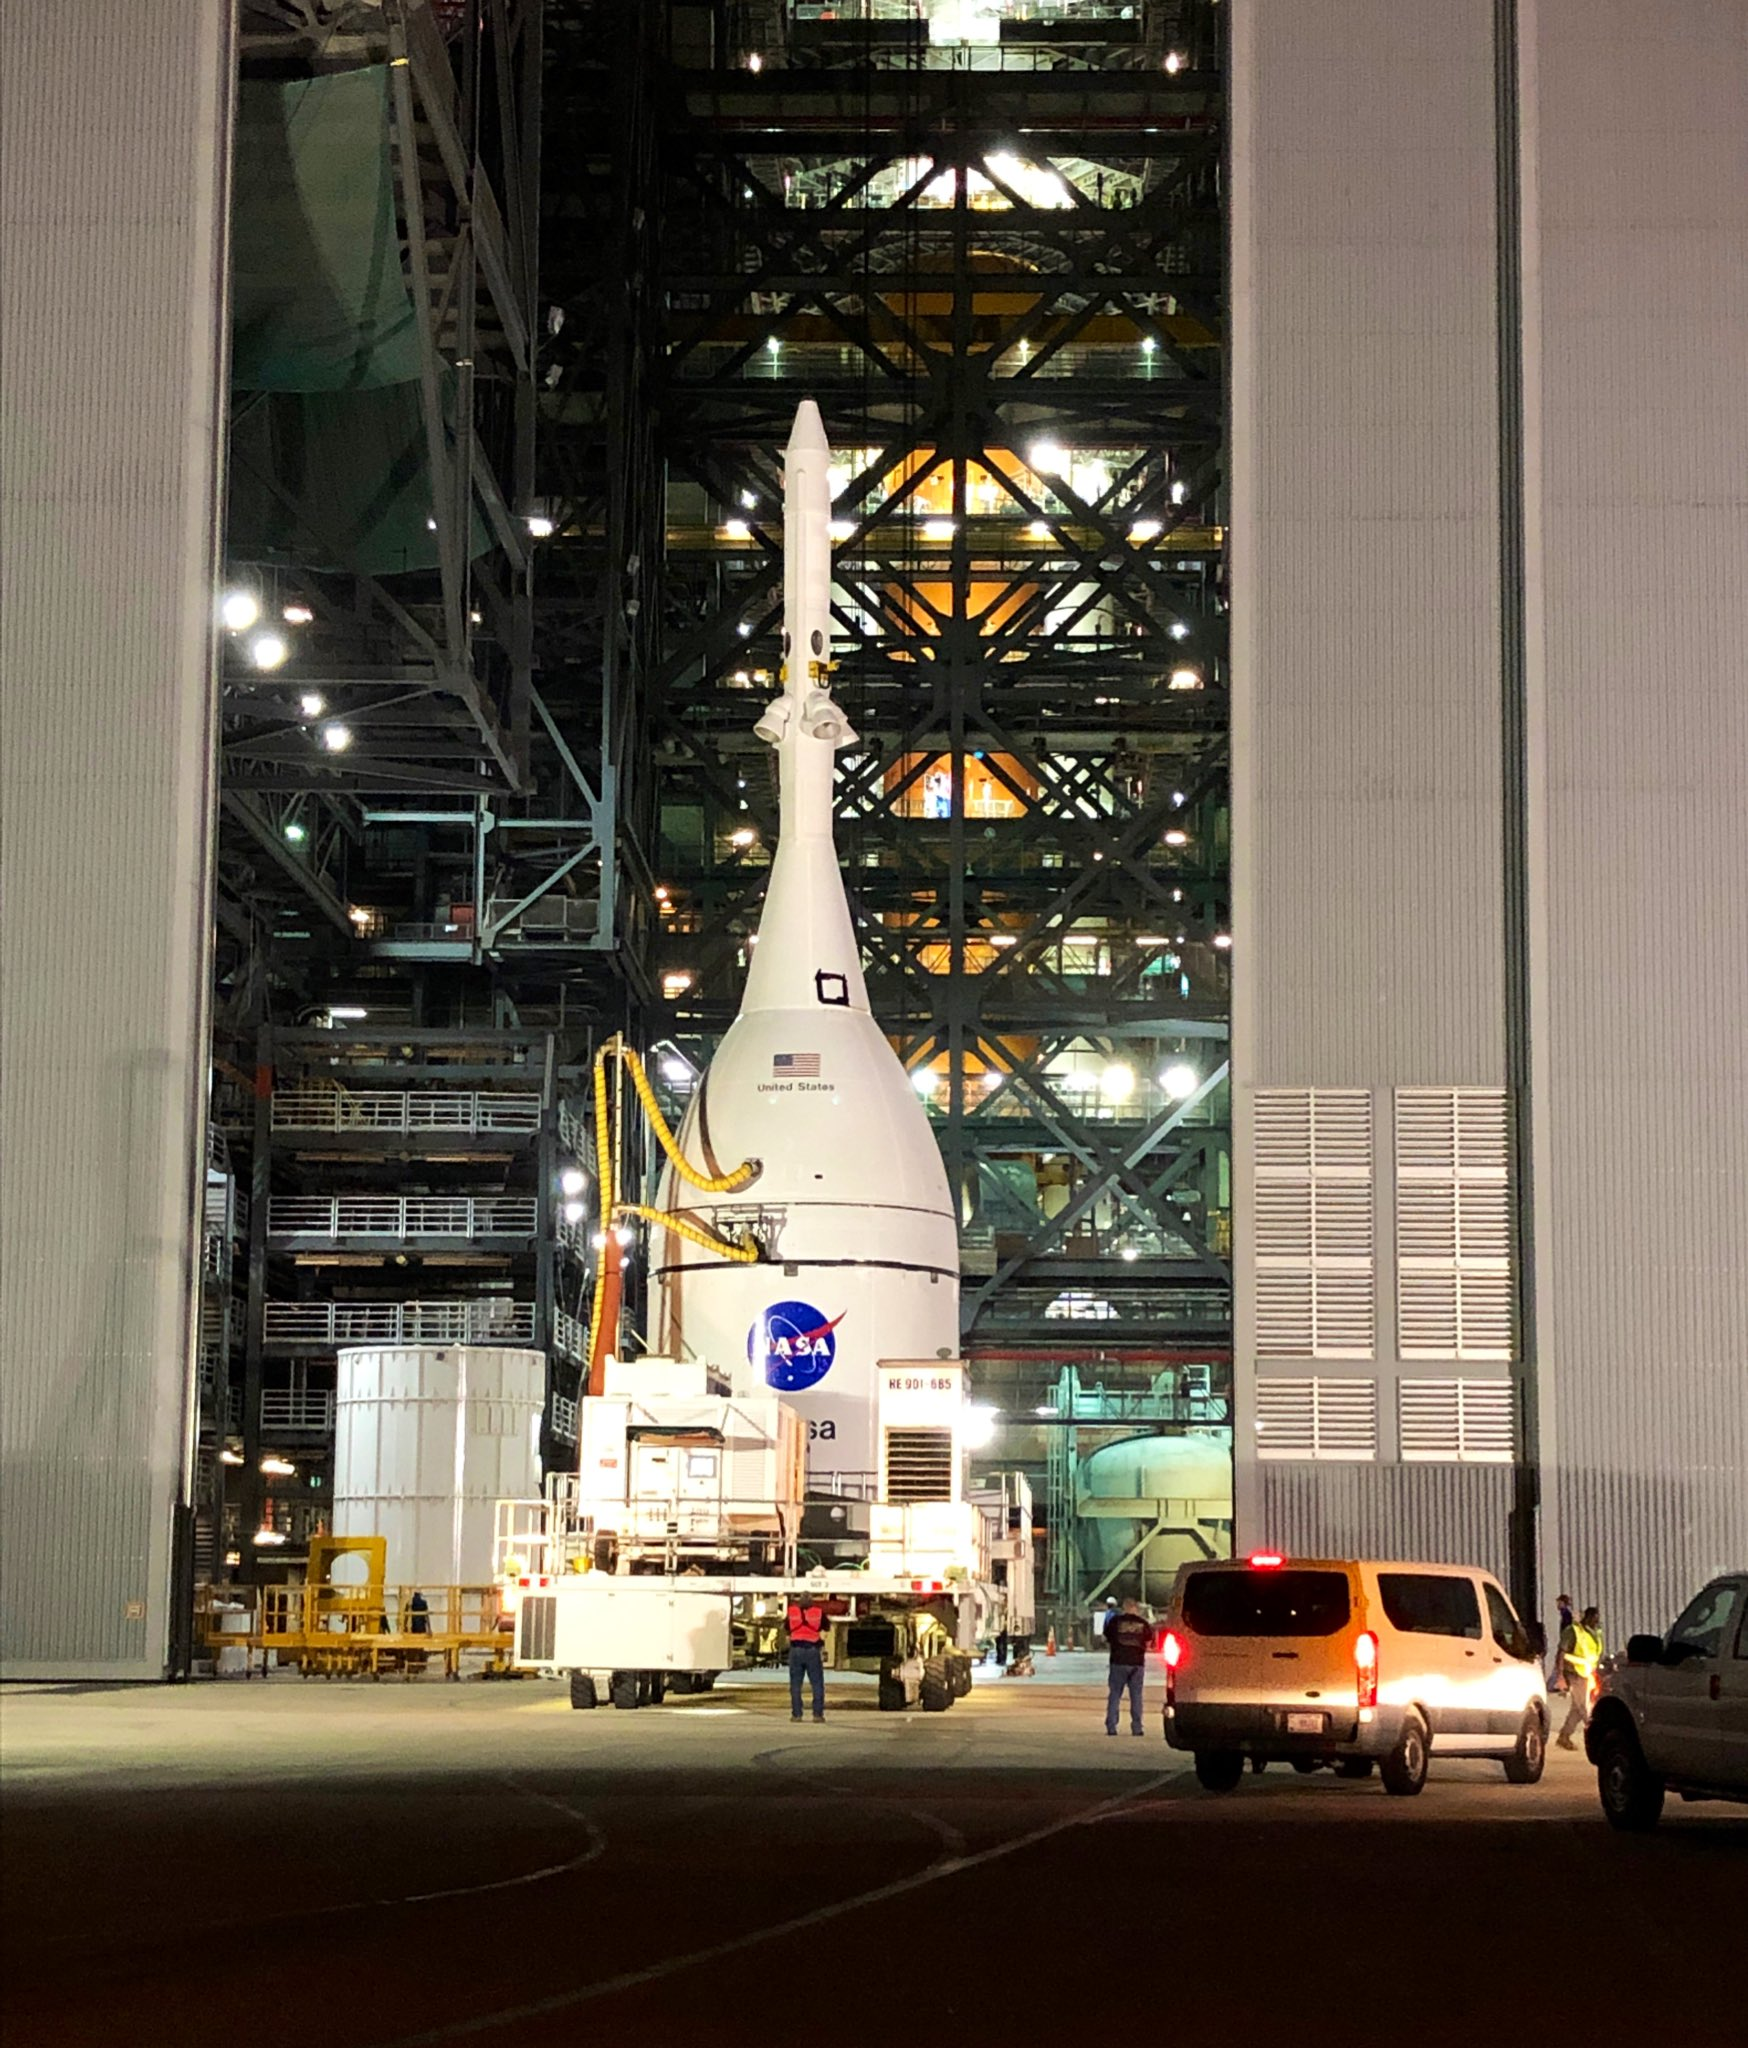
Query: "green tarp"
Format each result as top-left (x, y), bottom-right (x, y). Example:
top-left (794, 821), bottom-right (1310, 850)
top-left (231, 66), bottom-right (421, 392)
top-left (227, 66), bottom-right (485, 576)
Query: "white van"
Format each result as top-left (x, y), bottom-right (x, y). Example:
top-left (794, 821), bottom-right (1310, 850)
top-left (1162, 1554), bottom-right (1548, 1795)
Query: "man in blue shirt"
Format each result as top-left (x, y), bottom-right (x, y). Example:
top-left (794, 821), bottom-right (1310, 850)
top-left (1104, 1598), bottom-right (1152, 1736)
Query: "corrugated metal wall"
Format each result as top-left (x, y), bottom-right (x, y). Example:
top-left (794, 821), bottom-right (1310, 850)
top-left (1521, 0), bottom-right (1748, 1635)
top-left (0, 5), bottom-right (232, 1677)
top-left (1261, 1465), bottom-right (1515, 1587)
top-left (1230, 0), bottom-right (1507, 1091)
top-left (1230, 0), bottom-right (1509, 1542)
top-left (1234, 0), bottom-right (1747, 1628)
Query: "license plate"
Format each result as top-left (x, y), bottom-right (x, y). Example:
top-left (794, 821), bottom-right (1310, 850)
top-left (1286, 1711), bottom-right (1326, 1734)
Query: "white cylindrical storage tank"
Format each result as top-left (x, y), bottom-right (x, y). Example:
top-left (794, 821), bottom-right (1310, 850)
top-left (1078, 1433), bottom-right (1234, 1608)
top-left (333, 1347), bottom-right (544, 1591)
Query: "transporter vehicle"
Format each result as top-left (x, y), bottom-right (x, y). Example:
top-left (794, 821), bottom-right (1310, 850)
top-left (501, 1356), bottom-right (1033, 1712)
top-left (1161, 1553), bottom-right (1547, 1795)
top-left (1586, 1571), bottom-right (1748, 1831)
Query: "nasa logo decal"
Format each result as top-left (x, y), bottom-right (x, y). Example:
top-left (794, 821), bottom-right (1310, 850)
top-left (750, 1300), bottom-right (845, 1392)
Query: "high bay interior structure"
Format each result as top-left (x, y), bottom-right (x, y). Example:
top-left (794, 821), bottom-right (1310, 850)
top-left (1, 0), bottom-right (1741, 1680)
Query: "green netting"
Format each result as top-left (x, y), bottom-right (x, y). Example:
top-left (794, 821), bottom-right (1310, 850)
top-left (231, 67), bottom-right (421, 392)
top-left (227, 66), bottom-right (488, 577)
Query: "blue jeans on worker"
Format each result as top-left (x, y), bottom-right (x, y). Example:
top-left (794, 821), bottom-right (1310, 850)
top-left (790, 1642), bottom-right (825, 1719)
top-left (1106, 1661), bottom-right (1144, 1734)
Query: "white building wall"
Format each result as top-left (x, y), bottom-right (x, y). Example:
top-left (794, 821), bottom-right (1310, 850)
top-left (1233, 0), bottom-right (1748, 1633)
top-left (1520, 0), bottom-right (1748, 1633)
top-left (1230, 0), bottom-right (1510, 1544)
top-left (0, 5), bottom-right (232, 1676)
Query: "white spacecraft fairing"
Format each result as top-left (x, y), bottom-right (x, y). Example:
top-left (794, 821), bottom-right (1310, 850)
top-left (648, 400), bottom-right (959, 1488)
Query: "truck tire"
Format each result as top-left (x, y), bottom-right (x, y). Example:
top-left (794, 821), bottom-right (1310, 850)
top-left (1503, 1706), bottom-right (1546, 1784)
top-left (667, 1672), bottom-right (694, 1695)
top-left (568, 1670), bottom-right (598, 1710)
top-left (609, 1671), bottom-right (639, 1710)
top-left (1596, 1722), bottom-right (1664, 1832)
top-left (1194, 1750), bottom-right (1245, 1793)
top-left (695, 1670), bottom-right (718, 1693)
top-left (1289, 1756), bottom-right (1322, 1775)
top-left (948, 1655), bottom-right (974, 1699)
top-left (1381, 1711), bottom-right (1430, 1796)
top-left (920, 1660), bottom-right (952, 1712)
top-left (877, 1674), bottom-right (907, 1712)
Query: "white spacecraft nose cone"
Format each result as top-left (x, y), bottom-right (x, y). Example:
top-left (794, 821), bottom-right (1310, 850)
top-left (786, 399), bottom-right (829, 457)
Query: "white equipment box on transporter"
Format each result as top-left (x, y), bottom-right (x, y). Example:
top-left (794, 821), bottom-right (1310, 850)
top-left (502, 1359), bottom-right (1034, 1712)
top-left (575, 1358), bottom-right (805, 1574)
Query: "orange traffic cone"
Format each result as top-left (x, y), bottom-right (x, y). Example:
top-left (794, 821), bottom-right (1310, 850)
top-left (1046, 1626), bottom-right (1057, 1657)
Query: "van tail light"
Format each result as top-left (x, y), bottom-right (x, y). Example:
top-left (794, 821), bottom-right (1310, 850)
top-left (1163, 1628), bottom-right (1183, 1707)
top-left (1354, 1629), bottom-right (1378, 1710)
top-left (1248, 1552), bottom-right (1285, 1569)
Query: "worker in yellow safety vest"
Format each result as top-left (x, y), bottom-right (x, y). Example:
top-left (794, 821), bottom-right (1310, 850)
top-left (1556, 1605), bottom-right (1604, 1748)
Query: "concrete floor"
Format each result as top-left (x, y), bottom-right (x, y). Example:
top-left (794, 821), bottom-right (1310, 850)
top-left (3, 1653), bottom-right (1742, 2047)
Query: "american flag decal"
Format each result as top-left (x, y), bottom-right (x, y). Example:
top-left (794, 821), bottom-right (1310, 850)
top-left (773, 1052), bottom-right (821, 1078)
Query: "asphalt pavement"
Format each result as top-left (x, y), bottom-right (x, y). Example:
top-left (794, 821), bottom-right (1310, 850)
top-left (3, 1653), bottom-right (1742, 2047)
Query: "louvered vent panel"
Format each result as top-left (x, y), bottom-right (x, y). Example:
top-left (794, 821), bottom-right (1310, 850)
top-left (1400, 1378), bottom-right (1516, 1464)
top-left (1257, 1376), bottom-right (1378, 1463)
top-left (1395, 1088), bottom-right (1514, 1360)
top-left (1255, 1377), bottom-right (1316, 1457)
top-left (883, 1428), bottom-right (954, 1503)
top-left (1256, 1270), bottom-right (1314, 1355)
top-left (1255, 1088), bottom-right (1374, 1358)
top-left (1254, 1089), bottom-right (1313, 1169)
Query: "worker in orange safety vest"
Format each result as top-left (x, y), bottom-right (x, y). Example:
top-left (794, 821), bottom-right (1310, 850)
top-left (786, 1594), bottom-right (828, 1722)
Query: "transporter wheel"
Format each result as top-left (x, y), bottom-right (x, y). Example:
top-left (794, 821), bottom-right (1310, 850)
top-left (1503, 1706), bottom-right (1547, 1785)
top-left (878, 1674), bottom-right (907, 1712)
top-left (696, 1671), bottom-right (718, 1693)
top-left (608, 1671), bottom-right (639, 1710)
top-left (1381, 1712), bottom-right (1430, 1797)
top-left (667, 1672), bottom-right (694, 1696)
top-left (1334, 1757), bottom-right (1375, 1780)
top-left (948, 1655), bottom-right (974, 1699)
top-left (568, 1671), bottom-right (598, 1711)
top-left (1289, 1757), bottom-right (1322, 1775)
top-left (1596, 1722), bottom-right (1664, 1832)
top-left (592, 1534), bottom-right (617, 1575)
top-left (920, 1659), bottom-right (952, 1713)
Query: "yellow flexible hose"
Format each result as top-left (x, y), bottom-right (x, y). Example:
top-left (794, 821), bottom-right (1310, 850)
top-left (579, 1036), bottom-right (765, 1385)
top-left (618, 1043), bottom-right (760, 1195)
top-left (614, 1202), bottom-right (762, 1264)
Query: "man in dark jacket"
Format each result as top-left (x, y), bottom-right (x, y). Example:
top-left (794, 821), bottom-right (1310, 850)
top-left (1104, 1597), bottom-right (1152, 1736)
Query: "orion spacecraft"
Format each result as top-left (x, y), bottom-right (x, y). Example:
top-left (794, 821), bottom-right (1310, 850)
top-left (649, 401), bottom-right (960, 1487)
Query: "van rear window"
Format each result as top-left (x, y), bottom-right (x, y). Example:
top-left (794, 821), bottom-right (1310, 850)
top-left (1181, 1570), bottom-right (1351, 1637)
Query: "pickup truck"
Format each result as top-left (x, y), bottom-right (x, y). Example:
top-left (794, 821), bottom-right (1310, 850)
top-left (1586, 1572), bottom-right (1748, 1830)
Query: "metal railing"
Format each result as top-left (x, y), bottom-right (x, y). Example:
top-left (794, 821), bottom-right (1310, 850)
top-left (555, 1209), bottom-right (592, 1257)
top-left (549, 1393), bottom-right (578, 1442)
top-left (260, 1387), bottom-right (336, 1432)
top-left (271, 1087), bottom-right (541, 1134)
top-left (268, 1194), bottom-right (539, 1241)
top-left (553, 1306), bottom-right (587, 1363)
top-left (263, 1299), bottom-right (536, 1347)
